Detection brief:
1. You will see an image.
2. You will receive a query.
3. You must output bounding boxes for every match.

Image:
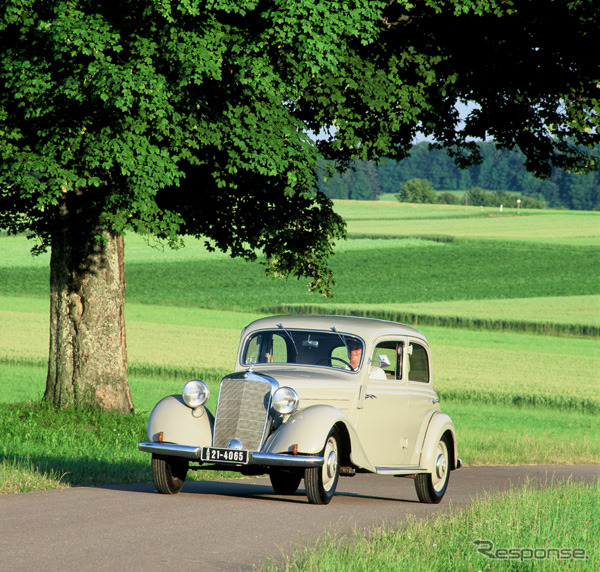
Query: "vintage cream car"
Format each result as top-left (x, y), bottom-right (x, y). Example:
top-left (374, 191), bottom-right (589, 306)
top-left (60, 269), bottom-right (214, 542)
top-left (139, 315), bottom-right (461, 504)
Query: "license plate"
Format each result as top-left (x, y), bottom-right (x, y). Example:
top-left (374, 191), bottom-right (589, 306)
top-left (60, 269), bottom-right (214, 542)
top-left (201, 447), bottom-right (249, 464)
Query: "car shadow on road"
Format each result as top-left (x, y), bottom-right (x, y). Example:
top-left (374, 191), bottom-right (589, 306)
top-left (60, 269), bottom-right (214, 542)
top-left (98, 478), bottom-right (420, 504)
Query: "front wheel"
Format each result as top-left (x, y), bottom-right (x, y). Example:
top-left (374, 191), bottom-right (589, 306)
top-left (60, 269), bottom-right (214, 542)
top-left (152, 454), bottom-right (188, 494)
top-left (305, 427), bottom-right (340, 505)
top-left (414, 435), bottom-right (450, 504)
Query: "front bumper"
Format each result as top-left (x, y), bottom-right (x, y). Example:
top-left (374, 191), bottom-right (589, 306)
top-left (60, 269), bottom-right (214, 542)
top-left (138, 442), bottom-right (324, 468)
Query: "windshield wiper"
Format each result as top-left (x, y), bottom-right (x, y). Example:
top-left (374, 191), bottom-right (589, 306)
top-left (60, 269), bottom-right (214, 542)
top-left (331, 326), bottom-right (349, 352)
top-left (277, 323), bottom-right (298, 357)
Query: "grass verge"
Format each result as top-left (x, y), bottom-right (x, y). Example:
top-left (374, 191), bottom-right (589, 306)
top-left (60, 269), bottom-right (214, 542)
top-left (0, 401), bottom-right (149, 492)
top-left (262, 480), bottom-right (599, 571)
top-left (0, 400), bottom-right (235, 494)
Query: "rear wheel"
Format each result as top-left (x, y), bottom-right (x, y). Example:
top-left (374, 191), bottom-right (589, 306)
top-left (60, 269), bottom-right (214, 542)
top-left (269, 470), bottom-right (303, 495)
top-left (305, 427), bottom-right (340, 505)
top-left (152, 454), bottom-right (188, 494)
top-left (414, 435), bottom-right (450, 504)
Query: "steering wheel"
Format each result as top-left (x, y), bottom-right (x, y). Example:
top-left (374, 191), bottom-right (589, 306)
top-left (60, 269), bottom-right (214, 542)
top-left (318, 356), bottom-right (354, 371)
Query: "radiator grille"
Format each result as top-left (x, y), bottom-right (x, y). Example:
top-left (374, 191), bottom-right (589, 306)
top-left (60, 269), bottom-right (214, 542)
top-left (213, 376), bottom-right (272, 450)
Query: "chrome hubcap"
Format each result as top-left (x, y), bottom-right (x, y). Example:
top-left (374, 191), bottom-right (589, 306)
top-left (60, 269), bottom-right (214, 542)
top-left (436, 454), bottom-right (447, 479)
top-left (322, 436), bottom-right (338, 491)
top-left (432, 440), bottom-right (448, 492)
top-left (326, 450), bottom-right (337, 479)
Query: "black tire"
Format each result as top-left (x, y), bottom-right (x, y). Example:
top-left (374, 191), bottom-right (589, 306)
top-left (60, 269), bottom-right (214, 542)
top-left (305, 427), bottom-right (340, 505)
top-left (152, 454), bottom-right (188, 495)
top-left (269, 469), bottom-right (303, 495)
top-left (414, 435), bottom-right (450, 504)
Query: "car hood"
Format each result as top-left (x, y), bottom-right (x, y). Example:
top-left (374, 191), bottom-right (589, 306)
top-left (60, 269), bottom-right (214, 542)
top-left (249, 366), bottom-right (355, 382)
top-left (242, 367), bottom-right (360, 415)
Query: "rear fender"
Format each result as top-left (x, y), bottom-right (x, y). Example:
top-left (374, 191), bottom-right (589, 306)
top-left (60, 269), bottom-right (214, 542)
top-left (263, 405), bottom-right (375, 472)
top-left (147, 395), bottom-right (214, 447)
top-left (418, 412), bottom-right (458, 472)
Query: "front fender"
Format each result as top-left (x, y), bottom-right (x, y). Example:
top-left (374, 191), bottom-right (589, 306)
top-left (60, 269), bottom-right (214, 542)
top-left (262, 405), bottom-right (375, 472)
top-left (418, 412), bottom-right (458, 473)
top-left (147, 395), bottom-right (214, 447)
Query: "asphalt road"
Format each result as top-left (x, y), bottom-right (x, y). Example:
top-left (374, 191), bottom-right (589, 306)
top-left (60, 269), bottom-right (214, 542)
top-left (1, 465), bottom-right (598, 572)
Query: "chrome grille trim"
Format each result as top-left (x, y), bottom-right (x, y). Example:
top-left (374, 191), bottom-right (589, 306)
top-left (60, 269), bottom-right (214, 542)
top-left (213, 373), bottom-right (276, 450)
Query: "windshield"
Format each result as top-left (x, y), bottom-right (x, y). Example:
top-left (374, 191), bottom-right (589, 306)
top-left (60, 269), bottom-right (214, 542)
top-left (242, 329), bottom-right (364, 371)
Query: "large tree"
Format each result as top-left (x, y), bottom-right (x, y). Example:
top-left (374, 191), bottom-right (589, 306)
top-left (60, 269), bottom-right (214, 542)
top-left (1, 0), bottom-right (599, 412)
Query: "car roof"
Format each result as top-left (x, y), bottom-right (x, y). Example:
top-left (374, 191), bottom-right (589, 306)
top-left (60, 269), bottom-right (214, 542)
top-left (241, 315), bottom-right (428, 345)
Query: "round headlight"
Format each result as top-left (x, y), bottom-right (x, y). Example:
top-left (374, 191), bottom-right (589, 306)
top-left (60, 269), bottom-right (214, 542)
top-left (272, 386), bottom-right (299, 415)
top-left (182, 380), bottom-right (210, 408)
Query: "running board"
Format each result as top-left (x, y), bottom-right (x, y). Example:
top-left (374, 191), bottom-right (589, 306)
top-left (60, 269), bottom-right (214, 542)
top-left (375, 466), bottom-right (427, 475)
top-left (375, 458), bottom-right (463, 475)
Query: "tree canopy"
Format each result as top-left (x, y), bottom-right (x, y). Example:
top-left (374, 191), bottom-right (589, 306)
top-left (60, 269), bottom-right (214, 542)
top-left (396, 178), bottom-right (438, 204)
top-left (3, 1), bottom-right (600, 251)
top-left (3, 0), bottom-right (600, 254)
top-left (1, 0), bottom-right (600, 410)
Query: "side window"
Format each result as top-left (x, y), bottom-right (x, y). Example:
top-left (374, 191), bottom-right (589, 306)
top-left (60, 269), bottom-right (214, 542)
top-left (370, 341), bottom-right (402, 380)
top-left (408, 343), bottom-right (430, 383)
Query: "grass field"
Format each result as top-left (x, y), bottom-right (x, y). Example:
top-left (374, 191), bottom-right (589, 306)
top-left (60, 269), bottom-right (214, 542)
top-left (337, 199), bottom-right (600, 245)
top-left (1, 202), bottom-right (599, 495)
top-left (3, 301), bottom-right (598, 414)
top-left (335, 295), bottom-right (600, 328)
top-left (2, 238), bottom-right (599, 312)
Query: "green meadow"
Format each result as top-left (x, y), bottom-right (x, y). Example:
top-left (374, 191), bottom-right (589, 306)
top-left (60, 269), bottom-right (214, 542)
top-left (0, 202), bottom-right (599, 495)
top-left (337, 199), bottom-right (600, 246)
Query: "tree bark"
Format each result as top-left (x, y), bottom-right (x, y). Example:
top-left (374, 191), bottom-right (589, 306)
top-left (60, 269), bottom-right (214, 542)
top-left (44, 203), bottom-right (134, 413)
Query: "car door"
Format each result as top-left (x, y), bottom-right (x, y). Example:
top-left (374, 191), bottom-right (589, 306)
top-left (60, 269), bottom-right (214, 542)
top-left (401, 340), bottom-right (438, 466)
top-left (353, 340), bottom-right (406, 467)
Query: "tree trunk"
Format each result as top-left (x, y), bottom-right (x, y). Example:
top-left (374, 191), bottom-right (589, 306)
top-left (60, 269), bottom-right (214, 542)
top-left (45, 205), bottom-right (134, 413)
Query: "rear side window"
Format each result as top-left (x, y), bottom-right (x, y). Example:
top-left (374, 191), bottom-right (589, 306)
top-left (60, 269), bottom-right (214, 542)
top-left (408, 343), bottom-right (430, 383)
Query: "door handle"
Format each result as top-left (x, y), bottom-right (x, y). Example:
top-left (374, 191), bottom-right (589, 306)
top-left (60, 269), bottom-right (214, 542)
top-left (366, 394), bottom-right (377, 399)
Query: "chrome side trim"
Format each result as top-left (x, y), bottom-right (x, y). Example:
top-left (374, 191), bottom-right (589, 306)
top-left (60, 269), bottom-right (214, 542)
top-left (138, 442), bottom-right (324, 468)
top-left (139, 442), bottom-right (202, 459)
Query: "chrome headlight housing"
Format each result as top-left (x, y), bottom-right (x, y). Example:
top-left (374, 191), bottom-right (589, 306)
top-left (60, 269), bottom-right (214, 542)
top-left (272, 386), bottom-right (299, 415)
top-left (182, 380), bottom-right (210, 408)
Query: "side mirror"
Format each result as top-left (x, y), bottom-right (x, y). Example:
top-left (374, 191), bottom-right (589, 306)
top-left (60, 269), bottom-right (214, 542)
top-left (377, 354), bottom-right (391, 368)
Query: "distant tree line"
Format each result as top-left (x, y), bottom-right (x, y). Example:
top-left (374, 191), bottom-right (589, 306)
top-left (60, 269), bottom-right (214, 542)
top-left (317, 142), bottom-right (600, 210)
top-left (396, 178), bottom-right (546, 208)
